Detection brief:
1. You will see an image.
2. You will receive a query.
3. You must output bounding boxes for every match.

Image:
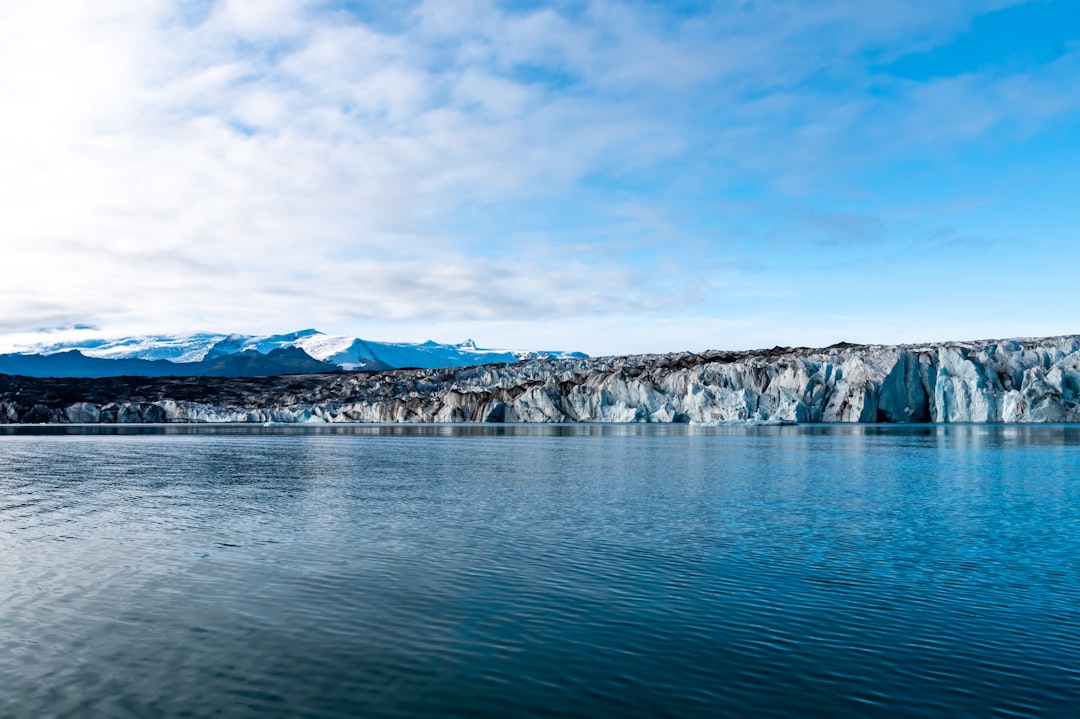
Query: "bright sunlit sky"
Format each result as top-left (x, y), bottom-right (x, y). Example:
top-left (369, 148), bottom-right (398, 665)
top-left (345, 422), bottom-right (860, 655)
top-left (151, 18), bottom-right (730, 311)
top-left (1, 0), bottom-right (1078, 356)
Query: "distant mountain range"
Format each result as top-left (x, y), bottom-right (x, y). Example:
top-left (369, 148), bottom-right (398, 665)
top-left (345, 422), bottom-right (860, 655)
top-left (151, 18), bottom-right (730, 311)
top-left (0, 329), bottom-right (587, 378)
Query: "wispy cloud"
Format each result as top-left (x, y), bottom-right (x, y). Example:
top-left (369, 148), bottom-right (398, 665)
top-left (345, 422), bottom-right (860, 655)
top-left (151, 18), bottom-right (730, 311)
top-left (0, 0), bottom-right (1077, 352)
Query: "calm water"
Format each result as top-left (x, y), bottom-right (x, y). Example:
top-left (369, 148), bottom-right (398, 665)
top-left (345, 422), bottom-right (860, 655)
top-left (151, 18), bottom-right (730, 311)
top-left (1, 424), bottom-right (1079, 718)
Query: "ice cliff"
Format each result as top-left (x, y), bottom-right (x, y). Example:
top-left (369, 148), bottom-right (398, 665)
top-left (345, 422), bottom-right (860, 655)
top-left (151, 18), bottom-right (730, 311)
top-left (2, 336), bottom-right (1078, 424)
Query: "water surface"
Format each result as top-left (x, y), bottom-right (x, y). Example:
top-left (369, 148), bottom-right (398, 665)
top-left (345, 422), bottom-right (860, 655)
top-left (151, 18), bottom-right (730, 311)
top-left (1, 424), bottom-right (1079, 718)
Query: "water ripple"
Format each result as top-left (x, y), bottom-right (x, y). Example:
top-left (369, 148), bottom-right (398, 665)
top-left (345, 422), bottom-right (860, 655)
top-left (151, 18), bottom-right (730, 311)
top-left (0, 426), bottom-right (1079, 718)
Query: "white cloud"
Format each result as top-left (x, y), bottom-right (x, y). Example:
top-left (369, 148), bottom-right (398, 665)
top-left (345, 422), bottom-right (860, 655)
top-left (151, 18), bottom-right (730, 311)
top-left (0, 0), bottom-right (1076, 353)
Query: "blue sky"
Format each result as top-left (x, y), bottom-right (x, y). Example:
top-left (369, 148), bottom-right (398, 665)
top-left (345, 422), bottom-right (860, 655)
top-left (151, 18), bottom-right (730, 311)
top-left (0, 0), bottom-right (1077, 355)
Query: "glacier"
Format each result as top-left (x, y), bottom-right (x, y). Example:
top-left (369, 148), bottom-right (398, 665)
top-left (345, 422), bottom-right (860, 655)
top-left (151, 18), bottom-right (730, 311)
top-left (1, 335), bottom-right (1078, 424)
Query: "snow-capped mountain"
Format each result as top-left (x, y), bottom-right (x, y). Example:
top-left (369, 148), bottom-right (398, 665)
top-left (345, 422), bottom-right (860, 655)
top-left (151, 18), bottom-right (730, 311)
top-left (9, 329), bottom-right (587, 372)
top-left (14, 332), bottom-right (227, 363)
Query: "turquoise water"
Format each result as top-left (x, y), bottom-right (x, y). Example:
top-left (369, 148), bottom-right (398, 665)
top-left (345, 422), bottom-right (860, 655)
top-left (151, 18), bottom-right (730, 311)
top-left (1, 424), bottom-right (1078, 718)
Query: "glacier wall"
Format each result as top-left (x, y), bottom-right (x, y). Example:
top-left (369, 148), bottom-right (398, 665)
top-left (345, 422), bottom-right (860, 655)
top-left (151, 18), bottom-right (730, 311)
top-left (2, 336), bottom-right (1079, 424)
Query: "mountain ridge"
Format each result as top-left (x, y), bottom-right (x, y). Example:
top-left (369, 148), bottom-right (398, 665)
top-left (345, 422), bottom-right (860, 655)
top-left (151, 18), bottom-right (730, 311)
top-left (0, 346), bottom-right (341, 378)
top-left (3, 329), bottom-right (586, 375)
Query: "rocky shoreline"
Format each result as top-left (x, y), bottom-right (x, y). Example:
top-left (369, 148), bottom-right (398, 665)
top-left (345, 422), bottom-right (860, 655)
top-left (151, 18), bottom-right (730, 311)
top-left (2, 336), bottom-right (1078, 424)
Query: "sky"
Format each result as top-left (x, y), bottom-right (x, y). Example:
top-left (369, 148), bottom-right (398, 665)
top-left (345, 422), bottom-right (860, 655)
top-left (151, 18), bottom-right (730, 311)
top-left (0, 0), bottom-right (1077, 356)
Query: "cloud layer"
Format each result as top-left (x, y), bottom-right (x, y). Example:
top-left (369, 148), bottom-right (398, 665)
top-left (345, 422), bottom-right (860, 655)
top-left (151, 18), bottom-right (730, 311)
top-left (1, 0), bottom-right (1078, 353)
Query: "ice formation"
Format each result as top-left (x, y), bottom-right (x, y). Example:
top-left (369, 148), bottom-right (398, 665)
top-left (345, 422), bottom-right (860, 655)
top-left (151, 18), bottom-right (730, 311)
top-left (2, 336), bottom-right (1078, 424)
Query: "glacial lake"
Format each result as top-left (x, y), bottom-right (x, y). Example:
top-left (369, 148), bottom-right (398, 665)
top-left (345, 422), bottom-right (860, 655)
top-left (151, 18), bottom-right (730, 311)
top-left (1, 424), bottom-right (1079, 718)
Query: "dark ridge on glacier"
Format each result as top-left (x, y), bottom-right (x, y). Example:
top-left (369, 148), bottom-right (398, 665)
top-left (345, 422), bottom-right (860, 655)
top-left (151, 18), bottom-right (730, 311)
top-left (1, 335), bottom-right (1078, 424)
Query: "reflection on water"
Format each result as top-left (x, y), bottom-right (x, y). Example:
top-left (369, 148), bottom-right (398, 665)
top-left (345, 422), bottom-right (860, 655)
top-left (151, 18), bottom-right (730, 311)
top-left (1, 425), bottom-right (1078, 718)
top-left (3, 421), bottom-right (1080, 444)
